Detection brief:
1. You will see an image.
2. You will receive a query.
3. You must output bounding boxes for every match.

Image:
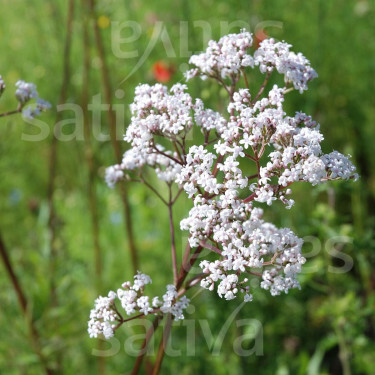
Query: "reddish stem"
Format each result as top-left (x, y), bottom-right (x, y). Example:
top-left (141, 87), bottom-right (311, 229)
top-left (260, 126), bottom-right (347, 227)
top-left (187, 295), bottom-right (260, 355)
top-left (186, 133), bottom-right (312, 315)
top-left (131, 316), bottom-right (162, 375)
top-left (168, 186), bottom-right (178, 285)
top-left (243, 192), bottom-right (257, 203)
top-left (151, 314), bottom-right (173, 375)
top-left (199, 241), bottom-right (222, 255)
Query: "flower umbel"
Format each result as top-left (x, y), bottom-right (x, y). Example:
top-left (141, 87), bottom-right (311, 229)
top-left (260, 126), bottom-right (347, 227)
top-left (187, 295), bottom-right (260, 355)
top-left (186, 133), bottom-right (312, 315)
top-left (92, 30), bottom-right (358, 349)
top-left (88, 273), bottom-right (190, 339)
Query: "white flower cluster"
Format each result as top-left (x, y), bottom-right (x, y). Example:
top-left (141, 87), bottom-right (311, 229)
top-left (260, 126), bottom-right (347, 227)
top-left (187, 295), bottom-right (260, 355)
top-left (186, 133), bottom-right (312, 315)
top-left (176, 145), bottom-right (222, 198)
top-left (186, 29), bottom-right (254, 80)
top-left (185, 30), bottom-right (317, 94)
top-left (105, 83), bottom-right (194, 185)
top-left (321, 151), bottom-right (358, 180)
top-left (105, 145), bottom-right (183, 188)
top-left (105, 164), bottom-right (125, 189)
top-left (182, 196), bottom-right (306, 301)
top-left (102, 31), bottom-right (357, 308)
top-left (126, 83), bottom-right (193, 148)
top-left (253, 113), bottom-right (358, 208)
top-left (88, 273), bottom-right (190, 339)
top-left (88, 293), bottom-right (118, 339)
top-left (254, 38), bottom-right (318, 93)
top-left (222, 86), bottom-right (358, 209)
top-left (194, 99), bottom-right (227, 134)
top-left (152, 285), bottom-right (190, 320)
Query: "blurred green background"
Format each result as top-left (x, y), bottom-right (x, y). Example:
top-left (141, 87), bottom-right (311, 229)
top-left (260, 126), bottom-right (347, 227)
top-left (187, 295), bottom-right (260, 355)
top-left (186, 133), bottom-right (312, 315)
top-left (0, 0), bottom-right (374, 374)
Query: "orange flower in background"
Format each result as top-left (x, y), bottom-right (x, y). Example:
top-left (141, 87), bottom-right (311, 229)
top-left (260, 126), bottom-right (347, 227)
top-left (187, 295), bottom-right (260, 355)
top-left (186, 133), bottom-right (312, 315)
top-left (152, 61), bottom-right (175, 83)
top-left (254, 29), bottom-right (268, 49)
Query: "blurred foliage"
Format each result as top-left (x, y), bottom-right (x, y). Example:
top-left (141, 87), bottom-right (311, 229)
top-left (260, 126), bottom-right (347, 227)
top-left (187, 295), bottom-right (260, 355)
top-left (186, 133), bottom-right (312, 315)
top-left (0, 0), bottom-right (374, 374)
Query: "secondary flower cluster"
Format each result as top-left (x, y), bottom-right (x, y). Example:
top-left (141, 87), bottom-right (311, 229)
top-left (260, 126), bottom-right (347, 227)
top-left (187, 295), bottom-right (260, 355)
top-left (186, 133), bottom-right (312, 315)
top-left (105, 83), bottom-right (194, 187)
top-left (223, 86), bottom-right (359, 209)
top-left (95, 30), bottom-right (357, 339)
top-left (185, 30), bottom-right (317, 93)
top-left (254, 38), bottom-right (318, 93)
top-left (185, 203), bottom-right (306, 301)
top-left (185, 30), bottom-right (254, 80)
top-left (0, 75), bottom-right (51, 119)
top-left (88, 273), bottom-right (189, 339)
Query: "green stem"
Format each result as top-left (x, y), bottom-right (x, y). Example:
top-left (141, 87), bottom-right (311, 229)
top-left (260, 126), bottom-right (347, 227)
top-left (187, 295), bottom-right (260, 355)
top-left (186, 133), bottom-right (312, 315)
top-left (89, 0), bottom-right (139, 273)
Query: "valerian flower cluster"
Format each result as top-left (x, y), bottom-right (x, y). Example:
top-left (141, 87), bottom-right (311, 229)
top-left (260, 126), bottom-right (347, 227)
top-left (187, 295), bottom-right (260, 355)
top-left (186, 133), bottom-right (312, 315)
top-left (90, 30), bottom-right (358, 340)
top-left (0, 75), bottom-right (51, 119)
top-left (88, 272), bottom-right (189, 339)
